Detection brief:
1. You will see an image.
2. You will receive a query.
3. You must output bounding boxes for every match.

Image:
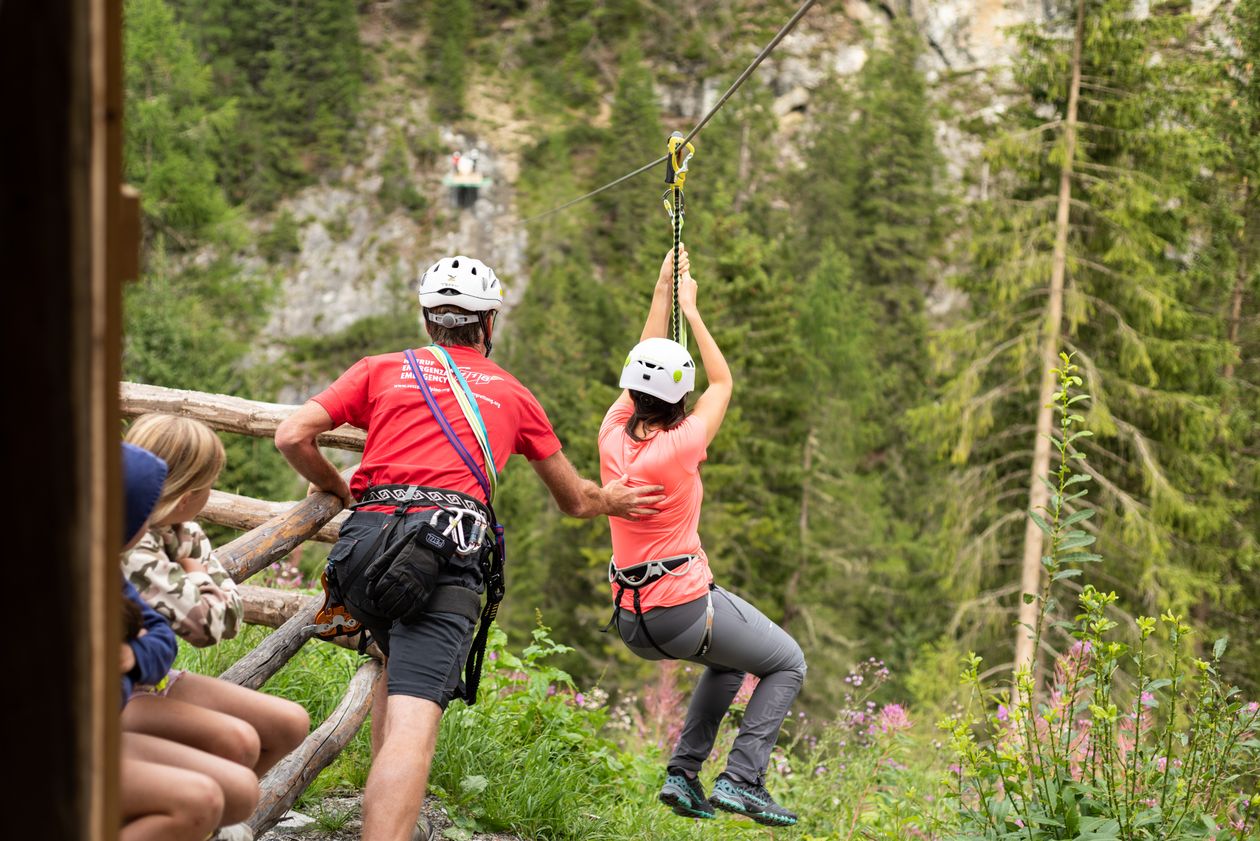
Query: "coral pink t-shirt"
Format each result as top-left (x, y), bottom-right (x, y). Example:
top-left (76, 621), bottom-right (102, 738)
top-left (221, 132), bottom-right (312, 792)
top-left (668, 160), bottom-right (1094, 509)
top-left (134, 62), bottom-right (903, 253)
top-left (312, 345), bottom-right (562, 508)
top-left (598, 401), bottom-right (714, 611)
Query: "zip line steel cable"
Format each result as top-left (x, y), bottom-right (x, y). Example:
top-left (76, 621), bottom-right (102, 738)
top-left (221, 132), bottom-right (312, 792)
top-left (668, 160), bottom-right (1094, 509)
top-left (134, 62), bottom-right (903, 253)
top-left (521, 0), bottom-right (820, 225)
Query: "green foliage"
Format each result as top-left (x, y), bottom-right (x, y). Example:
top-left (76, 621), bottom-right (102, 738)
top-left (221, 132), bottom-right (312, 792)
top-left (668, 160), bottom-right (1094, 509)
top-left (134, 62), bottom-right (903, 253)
top-left (171, 0), bottom-right (364, 206)
top-left (942, 359), bottom-right (1260, 839)
top-left (377, 129), bottom-right (429, 218)
top-left (258, 209), bottom-right (301, 263)
top-left (915, 0), bottom-right (1245, 676)
top-left (428, 0), bottom-right (472, 120)
top-left (124, 0), bottom-right (239, 246)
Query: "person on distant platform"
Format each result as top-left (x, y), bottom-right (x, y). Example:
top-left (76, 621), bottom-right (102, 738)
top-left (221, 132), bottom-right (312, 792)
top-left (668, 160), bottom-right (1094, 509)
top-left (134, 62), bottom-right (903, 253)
top-left (599, 246), bottom-right (806, 827)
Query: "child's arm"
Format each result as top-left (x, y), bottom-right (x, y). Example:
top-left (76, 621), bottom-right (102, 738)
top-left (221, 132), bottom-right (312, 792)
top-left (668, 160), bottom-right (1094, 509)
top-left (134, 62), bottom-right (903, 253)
top-left (122, 580), bottom-right (178, 687)
top-left (122, 524), bottom-right (243, 647)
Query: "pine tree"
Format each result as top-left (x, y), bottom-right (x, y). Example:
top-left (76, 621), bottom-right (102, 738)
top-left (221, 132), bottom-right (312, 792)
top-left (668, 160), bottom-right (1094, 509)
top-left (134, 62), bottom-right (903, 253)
top-left (917, 0), bottom-right (1236, 673)
top-left (592, 41), bottom-right (667, 280)
top-left (430, 0), bottom-right (472, 120)
top-left (124, 0), bottom-right (238, 245)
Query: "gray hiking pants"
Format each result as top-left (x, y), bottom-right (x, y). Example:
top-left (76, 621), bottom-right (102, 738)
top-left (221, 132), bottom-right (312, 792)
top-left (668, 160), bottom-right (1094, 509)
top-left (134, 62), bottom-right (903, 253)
top-left (616, 585), bottom-right (806, 785)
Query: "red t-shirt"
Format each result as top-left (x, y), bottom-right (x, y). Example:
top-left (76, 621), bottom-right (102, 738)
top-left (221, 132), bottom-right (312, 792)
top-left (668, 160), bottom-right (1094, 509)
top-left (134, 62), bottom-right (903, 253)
top-left (598, 401), bottom-right (713, 610)
top-left (312, 345), bottom-right (562, 507)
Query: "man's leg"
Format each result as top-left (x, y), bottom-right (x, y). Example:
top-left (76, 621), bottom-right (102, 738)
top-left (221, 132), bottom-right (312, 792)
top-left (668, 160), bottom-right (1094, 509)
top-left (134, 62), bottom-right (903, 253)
top-left (370, 667), bottom-right (389, 757)
top-left (361, 610), bottom-right (476, 841)
top-left (360, 695), bottom-right (443, 841)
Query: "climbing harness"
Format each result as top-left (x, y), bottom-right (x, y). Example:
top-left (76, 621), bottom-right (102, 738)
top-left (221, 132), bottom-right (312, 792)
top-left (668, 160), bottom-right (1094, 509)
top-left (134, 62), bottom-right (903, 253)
top-left (403, 347), bottom-right (506, 704)
top-left (663, 131), bottom-right (695, 346)
top-left (522, 0), bottom-right (819, 224)
top-left (604, 554), bottom-right (715, 660)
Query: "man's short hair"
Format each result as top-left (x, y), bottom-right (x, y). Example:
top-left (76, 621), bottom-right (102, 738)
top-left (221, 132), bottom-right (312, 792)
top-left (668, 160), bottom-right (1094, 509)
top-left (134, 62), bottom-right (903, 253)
top-left (424, 304), bottom-right (485, 347)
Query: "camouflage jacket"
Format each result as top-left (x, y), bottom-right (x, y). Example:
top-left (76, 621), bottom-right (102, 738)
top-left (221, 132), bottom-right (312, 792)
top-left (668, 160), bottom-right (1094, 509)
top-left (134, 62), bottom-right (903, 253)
top-left (122, 521), bottom-right (242, 647)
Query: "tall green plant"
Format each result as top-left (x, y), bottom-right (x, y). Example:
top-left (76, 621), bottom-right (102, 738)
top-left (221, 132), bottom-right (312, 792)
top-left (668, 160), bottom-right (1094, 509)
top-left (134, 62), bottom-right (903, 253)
top-left (941, 355), bottom-right (1260, 840)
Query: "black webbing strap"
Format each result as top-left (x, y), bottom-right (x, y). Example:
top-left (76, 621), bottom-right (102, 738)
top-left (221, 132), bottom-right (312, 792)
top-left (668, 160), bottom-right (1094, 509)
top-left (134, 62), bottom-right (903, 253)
top-left (427, 585), bottom-right (482, 623)
top-left (603, 555), bottom-right (694, 660)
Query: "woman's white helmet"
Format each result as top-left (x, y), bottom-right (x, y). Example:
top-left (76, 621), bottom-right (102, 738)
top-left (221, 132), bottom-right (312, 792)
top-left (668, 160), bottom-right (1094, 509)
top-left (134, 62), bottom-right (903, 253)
top-left (619, 338), bottom-right (696, 404)
top-left (418, 256), bottom-right (504, 312)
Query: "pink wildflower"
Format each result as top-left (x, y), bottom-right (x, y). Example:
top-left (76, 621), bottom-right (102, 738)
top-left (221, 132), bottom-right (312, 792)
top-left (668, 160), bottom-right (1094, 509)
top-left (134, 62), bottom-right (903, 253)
top-left (878, 703), bottom-right (912, 734)
top-left (997, 704), bottom-right (1010, 722)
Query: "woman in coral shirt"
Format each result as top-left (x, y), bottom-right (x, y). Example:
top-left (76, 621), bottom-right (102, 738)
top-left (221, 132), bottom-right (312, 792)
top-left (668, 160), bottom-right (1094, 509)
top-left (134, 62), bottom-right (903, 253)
top-left (599, 248), bottom-right (806, 827)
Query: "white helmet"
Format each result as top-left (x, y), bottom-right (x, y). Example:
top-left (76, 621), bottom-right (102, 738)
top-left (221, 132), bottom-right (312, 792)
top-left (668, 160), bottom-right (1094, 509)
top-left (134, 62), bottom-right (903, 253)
top-left (418, 256), bottom-right (504, 312)
top-left (619, 338), bottom-right (696, 404)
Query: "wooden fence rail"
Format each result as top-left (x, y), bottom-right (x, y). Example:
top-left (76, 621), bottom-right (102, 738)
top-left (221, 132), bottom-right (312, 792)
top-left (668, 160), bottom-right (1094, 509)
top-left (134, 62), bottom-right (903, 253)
top-left (120, 381), bottom-right (366, 451)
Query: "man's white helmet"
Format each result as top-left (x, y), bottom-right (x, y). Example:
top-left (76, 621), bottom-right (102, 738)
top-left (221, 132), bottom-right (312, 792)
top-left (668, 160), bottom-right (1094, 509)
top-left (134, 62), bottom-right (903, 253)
top-left (619, 338), bottom-right (696, 404)
top-left (418, 256), bottom-right (504, 312)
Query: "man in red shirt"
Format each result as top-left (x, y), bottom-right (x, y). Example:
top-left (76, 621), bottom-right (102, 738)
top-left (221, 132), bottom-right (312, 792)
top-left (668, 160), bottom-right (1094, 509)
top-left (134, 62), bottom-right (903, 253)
top-left (275, 255), bottom-right (663, 841)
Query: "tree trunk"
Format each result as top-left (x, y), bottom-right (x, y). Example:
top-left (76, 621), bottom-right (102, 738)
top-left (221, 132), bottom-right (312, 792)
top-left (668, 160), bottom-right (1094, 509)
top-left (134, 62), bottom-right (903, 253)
top-left (782, 429), bottom-right (813, 627)
top-left (120, 381), bottom-right (366, 451)
top-left (219, 596), bottom-right (321, 690)
top-left (219, 488), bottom-right (346, 583)
top-left (1014, 0), bottom-right (1086, 674)
top-left (1223, 179), bottom-right (1252, 381)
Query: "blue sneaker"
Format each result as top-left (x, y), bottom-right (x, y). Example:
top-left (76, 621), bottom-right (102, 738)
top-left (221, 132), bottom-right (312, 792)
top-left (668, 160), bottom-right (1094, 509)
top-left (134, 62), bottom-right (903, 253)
top-left (708, 775), bottom-right (798, 826)
top-left (659, 769), bottom-right (716, 819)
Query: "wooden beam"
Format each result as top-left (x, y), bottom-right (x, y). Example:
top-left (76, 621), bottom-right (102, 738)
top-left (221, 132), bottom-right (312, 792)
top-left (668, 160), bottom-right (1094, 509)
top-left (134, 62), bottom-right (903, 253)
top-left (219, 489), bottom-right (345, 584)
top-left (219, 596), bottom-right (320, 690)
top-left (247, 660), bottom-right (382, 836)
top-left (204, 490), bottom-right (347, 543)
top-left (238, 585), bottom-right (318, 628)
top-left (120, 382), bottom-right (366, 451)
top-left (237, 585), bottom-right (382, 660)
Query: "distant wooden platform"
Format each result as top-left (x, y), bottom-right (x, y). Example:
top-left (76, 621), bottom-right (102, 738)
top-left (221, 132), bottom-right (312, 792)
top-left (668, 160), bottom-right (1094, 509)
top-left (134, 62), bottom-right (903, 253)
top-left (442, 173), bottom-right (492, 188)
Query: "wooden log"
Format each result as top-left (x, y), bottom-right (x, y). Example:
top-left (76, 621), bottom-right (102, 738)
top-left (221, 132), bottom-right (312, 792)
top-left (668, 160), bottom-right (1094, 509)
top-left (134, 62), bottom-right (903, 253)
top-left (237, 585), bottom-right (313, 628)
top-left (220, 489), bottom-right (344, 584)
top-left (120, 381), bottom-right (366, 451)
top-left (203, 490), bottom-right (347, 544)
top-left (219, 596), bottom-right (320, 690)
top-left (247, 660), bottom-right (382, 836)
top-left (237, 585), bottom-right (383, 660)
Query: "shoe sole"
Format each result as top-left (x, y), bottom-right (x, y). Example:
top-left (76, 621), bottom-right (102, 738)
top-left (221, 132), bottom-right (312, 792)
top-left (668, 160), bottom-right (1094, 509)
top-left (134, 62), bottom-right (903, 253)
top-left (659, 788), bottom-right (716, 819)
top-left (709, 792), bottom-right (798, 827)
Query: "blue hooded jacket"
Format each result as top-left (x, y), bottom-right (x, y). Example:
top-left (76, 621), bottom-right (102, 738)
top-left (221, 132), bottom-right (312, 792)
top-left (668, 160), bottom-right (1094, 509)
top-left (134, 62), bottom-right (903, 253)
top-left (120, 579), bottom-right (177, 706)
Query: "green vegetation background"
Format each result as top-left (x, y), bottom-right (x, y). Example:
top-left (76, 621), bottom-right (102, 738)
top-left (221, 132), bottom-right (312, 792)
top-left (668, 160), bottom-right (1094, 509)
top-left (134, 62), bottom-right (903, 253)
top-left (123, 0), bottom-right (1259, 757)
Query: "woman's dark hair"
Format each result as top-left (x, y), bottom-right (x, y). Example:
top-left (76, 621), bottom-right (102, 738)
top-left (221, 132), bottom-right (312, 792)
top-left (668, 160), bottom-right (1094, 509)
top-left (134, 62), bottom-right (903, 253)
top-left (625, 390), bottom-right (688, 441)
top-left (122, 597), bottom-right (143, 641)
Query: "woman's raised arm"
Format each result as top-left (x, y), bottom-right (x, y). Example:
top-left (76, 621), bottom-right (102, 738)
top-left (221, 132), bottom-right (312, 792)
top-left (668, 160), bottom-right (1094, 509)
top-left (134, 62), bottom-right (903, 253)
top-left (678, 270), bottom-right (732, 446)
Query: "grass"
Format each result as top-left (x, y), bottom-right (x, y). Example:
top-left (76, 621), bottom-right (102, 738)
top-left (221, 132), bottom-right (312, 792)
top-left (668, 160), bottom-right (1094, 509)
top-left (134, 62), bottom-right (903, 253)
top-left (177, 621), bottom-right (950, 840)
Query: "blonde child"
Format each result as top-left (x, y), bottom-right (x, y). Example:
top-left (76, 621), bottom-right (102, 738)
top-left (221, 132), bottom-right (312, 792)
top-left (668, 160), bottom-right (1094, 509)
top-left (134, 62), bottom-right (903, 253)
top-left (122, 414), bottom-right (309, 779)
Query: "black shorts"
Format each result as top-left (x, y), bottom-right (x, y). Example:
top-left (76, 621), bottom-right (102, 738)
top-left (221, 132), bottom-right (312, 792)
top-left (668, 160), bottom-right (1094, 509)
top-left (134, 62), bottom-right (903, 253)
top-left (329, 510), bottom-right (481, 709)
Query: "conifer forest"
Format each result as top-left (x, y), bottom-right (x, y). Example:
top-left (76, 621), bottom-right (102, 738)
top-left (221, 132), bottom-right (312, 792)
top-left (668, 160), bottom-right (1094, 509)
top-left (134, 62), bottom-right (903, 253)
top-left (124, 0), bottom-right (1260, 836)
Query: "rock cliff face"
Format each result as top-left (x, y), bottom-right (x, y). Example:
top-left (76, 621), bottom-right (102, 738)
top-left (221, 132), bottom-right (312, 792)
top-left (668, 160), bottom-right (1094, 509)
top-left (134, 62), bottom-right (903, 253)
top-left (253, 0), bottom-right (1207, 352)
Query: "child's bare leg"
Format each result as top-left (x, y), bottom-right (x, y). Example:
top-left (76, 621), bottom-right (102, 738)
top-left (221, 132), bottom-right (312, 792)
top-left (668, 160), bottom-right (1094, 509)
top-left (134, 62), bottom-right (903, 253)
top-left (120, 756), bottom-right (223, 841)
top-left (166, 672), bottom-right (310, 774)
top-left (123, 732), bottom-right (259, 825)
top-left (123, 693), bottom-right (261, 769)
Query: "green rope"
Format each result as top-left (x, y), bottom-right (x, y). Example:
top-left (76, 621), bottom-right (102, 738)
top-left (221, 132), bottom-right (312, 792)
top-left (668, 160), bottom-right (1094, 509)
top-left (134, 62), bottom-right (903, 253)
top-left (670, 185), bottom-right (686, 346)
